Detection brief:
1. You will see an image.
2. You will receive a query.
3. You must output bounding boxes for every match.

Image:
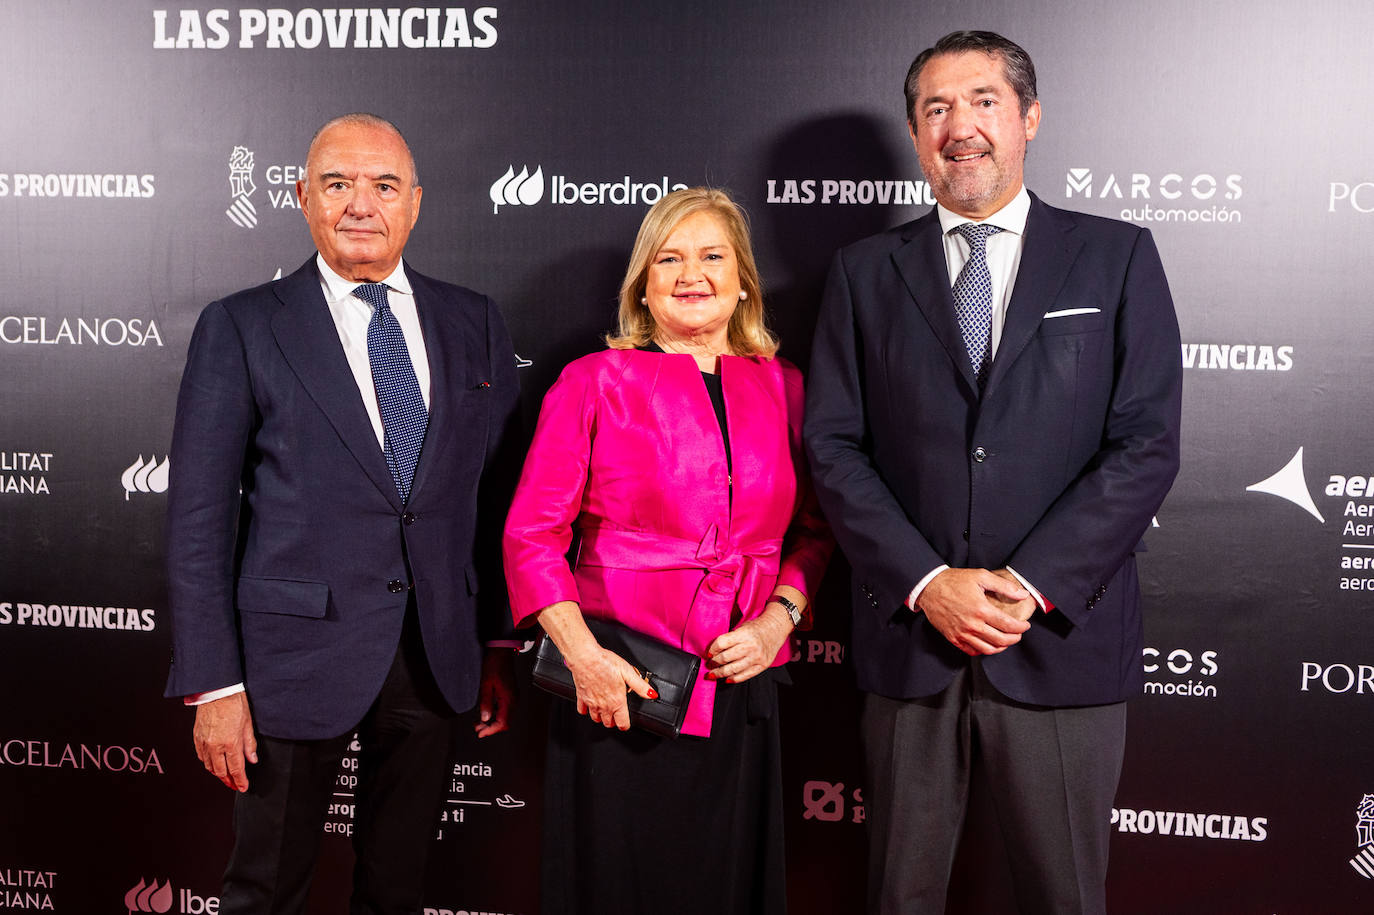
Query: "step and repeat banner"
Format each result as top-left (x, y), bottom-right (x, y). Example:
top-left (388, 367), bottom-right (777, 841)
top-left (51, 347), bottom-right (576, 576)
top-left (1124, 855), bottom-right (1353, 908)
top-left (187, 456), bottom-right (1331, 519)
top-left (3, 1), bottom-right (1373, 912)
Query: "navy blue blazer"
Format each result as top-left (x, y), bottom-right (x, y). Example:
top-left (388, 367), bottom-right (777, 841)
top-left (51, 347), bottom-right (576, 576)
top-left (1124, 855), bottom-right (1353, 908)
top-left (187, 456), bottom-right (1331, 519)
top-left (804, 193), bottom-right (1182, 708)
top-left (164, 258), bottom-right (521, 740)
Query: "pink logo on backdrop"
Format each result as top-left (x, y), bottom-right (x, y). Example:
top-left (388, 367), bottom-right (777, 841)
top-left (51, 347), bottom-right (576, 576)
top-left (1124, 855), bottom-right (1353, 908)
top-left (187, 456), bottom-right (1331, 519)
top-left (124, 878), bottom-right (174, 913)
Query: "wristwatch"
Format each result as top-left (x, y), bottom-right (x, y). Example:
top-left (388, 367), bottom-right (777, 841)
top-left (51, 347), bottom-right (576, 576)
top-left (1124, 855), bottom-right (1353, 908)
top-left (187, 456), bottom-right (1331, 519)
top-left (771, 594), bottom-right (803, 627)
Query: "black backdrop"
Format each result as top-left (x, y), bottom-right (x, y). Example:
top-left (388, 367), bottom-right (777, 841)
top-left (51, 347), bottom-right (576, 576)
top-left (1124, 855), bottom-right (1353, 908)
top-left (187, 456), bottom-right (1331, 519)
top-left (4, 2), bottom-right (1374, 912)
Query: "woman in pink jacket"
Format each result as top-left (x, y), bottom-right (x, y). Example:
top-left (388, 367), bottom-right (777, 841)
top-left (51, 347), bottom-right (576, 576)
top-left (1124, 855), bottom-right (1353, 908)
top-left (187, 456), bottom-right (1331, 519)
top-left (503, 187), bottom-right (831, 914)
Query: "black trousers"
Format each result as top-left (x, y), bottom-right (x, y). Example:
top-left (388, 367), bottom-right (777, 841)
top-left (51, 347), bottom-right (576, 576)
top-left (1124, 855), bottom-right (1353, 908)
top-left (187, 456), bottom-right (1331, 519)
top-left (219, 604), bottom-right (457, 915)
top-left (861, 660), bottom-right (1127, 915)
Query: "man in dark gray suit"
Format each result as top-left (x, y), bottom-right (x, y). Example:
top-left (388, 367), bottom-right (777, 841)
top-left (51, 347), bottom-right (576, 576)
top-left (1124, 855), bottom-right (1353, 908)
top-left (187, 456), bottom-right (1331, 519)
top-left (805, 31), bottom-right (1182, 913)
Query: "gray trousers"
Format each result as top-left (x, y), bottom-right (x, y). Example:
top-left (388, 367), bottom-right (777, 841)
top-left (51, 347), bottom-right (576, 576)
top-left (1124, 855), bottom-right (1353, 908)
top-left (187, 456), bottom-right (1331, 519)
top-left (861, 661), bottom-right (1127, 915)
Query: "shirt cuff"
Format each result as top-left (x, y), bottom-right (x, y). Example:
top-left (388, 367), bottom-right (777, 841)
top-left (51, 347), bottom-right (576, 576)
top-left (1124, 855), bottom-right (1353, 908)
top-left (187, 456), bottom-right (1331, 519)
top-left (184, 683), bottom-right (245, 706)
top-left (906, 564), bottom-right (950, 612)
top-left (1005, 566), bottom-right (1051, 612)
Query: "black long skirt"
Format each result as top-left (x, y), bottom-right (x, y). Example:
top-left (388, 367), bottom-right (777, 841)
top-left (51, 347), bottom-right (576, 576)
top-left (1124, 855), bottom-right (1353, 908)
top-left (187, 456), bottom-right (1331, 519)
top-left (540, 669), bottom-right (788, 915)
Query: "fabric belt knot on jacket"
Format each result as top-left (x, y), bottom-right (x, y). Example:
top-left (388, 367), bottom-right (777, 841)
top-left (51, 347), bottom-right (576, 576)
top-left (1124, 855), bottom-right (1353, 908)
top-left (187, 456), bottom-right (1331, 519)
top-left (579, 524), bottom-right (782, 631)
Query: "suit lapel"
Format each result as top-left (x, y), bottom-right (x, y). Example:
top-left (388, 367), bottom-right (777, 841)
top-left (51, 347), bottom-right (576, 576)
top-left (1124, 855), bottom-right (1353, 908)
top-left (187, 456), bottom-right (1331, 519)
top-left (891, 212), bottom-right (980, 392)
top-left (269, 258), bottom-right (402, 511)
top-left (409, 268), bottom-right (449, 501)
top-left (407, 265), bottom-right (483, 501)
top-left (984, 194), bottom-right (1084, 395)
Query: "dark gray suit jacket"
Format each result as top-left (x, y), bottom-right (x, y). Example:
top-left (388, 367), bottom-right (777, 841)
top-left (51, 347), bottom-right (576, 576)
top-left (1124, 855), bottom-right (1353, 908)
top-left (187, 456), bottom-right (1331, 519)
top-left (164, 258), bottom-right (520, 739)
top-left (805, 192), bottom-right (1182, 707)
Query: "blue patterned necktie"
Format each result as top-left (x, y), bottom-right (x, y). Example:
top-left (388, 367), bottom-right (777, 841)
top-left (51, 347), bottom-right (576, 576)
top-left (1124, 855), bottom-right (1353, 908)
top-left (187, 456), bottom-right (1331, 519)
top-left (951, 223), bottom-right (1003, 388)
top-left (354, 283), bottom-right (428, 502)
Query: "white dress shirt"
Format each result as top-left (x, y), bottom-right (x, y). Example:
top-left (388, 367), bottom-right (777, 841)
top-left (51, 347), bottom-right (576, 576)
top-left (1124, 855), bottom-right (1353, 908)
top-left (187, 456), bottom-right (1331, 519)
top-left (935, 186), bottom-right (1030, 359)
top-left (316, 254), bottom-right (432, 444)
top-left (906, 187), bottom-right (1049, 613)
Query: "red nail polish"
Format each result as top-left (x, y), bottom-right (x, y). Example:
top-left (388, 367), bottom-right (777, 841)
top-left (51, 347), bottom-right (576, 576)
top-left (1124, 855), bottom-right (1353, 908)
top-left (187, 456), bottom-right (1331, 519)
top-left (648, 689), bottom-right (659, 700)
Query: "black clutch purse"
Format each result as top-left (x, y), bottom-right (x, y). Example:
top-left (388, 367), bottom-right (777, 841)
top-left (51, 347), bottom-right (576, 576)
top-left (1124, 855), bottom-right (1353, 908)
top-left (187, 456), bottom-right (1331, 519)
top-left (532, 616), bottom-right (701, 738)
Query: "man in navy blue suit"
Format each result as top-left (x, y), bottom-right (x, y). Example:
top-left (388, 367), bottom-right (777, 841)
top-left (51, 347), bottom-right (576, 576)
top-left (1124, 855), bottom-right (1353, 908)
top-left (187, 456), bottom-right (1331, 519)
top-left (805, 32), bottom-right (1182, 914)
top-left (165, 113), bottom-right (521, 914)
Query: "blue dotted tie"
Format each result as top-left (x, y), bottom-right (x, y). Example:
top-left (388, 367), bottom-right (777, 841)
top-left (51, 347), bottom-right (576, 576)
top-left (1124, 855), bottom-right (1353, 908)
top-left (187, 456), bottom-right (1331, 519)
top-left (354, 283), bottom-right (428, 503)
top-left (952, 223), bottom-right (1002, 388)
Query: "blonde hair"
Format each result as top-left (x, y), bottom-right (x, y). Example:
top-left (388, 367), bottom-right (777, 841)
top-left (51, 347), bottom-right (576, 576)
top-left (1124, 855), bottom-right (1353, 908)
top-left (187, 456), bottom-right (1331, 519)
top-left (607, 187), bottom-right (778, 358)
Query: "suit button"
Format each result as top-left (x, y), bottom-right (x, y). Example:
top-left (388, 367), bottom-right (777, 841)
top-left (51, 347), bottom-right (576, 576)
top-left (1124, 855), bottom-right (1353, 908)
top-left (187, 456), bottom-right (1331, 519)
top-left (387, 579), bottom-right (406, 593)
top-left (962, 529), bottom-right (970, 541)
top-left (402, 512), bottom-right (417, 525)
top-left (972, 447), bottom-right (987, 462)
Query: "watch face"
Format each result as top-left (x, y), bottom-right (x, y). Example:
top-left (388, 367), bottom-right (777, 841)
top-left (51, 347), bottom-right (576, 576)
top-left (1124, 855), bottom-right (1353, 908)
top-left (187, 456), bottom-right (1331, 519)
top-left (774, 596), bottom-right (802, 626)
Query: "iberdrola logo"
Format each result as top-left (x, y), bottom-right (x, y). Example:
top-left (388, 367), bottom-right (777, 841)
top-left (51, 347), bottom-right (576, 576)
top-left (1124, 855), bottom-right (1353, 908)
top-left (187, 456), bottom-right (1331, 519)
top-left (121, 455), bottom-right (170, 500)
top-left (124, 878), bottom-right (173, 913)
top-left (490, 165), bottom-right (544, 213)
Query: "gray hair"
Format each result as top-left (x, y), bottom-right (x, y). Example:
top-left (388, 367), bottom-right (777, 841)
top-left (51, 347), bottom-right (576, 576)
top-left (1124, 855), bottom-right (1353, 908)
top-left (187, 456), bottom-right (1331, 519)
top-left (304, 112), bottom-right (419, 187)
top-left (904, 31), bottom-right (1038, 124)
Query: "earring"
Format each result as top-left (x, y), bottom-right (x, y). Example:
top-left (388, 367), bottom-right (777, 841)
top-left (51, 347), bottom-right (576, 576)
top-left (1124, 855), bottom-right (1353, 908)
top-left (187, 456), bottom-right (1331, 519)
top-left (641, 296), bottom-right (647, 305)
top-left (739, 291), bottom-right (747, 300)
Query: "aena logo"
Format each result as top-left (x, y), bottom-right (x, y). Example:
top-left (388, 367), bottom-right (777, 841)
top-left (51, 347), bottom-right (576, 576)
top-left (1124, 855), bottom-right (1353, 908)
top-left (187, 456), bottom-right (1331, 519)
top-left (122, 456), bottom-right (170, 500)
top-left (1246, 446), bottom-right (1323, 522)
top-left (490, 165), bottom-right (544, 213)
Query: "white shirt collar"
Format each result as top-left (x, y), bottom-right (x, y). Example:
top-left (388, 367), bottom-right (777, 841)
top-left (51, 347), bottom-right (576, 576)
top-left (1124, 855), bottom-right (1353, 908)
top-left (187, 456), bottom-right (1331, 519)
top-left (314, 254), bottom-right (413, 303)
top-left (935, 185), bottom-right (1031, 238)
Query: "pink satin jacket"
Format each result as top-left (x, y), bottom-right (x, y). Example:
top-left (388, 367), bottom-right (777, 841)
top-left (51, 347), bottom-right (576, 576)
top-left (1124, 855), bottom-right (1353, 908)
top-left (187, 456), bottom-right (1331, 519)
top-left (503, 348), bottom-right (832, 736)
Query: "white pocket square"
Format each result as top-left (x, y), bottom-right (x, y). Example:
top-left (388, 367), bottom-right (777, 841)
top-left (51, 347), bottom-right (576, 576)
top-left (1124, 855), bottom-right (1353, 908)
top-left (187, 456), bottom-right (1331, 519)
top-left (1043, 307), bottom-right (1102, 318)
